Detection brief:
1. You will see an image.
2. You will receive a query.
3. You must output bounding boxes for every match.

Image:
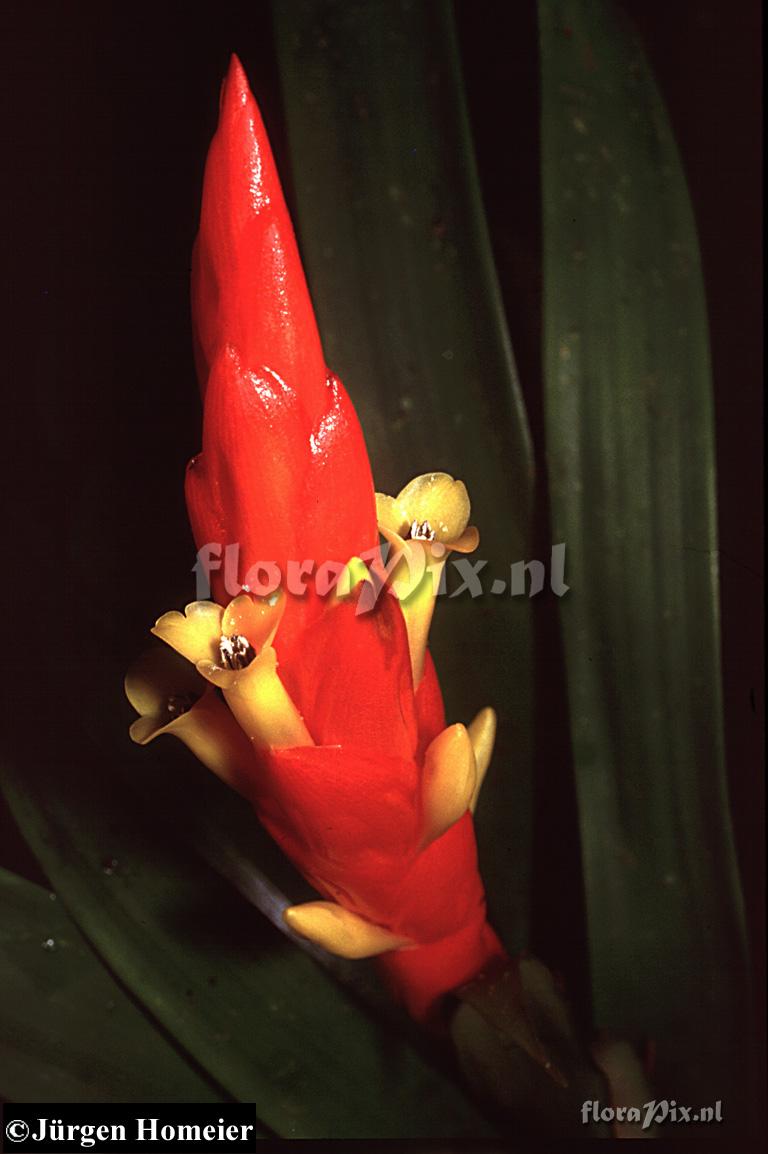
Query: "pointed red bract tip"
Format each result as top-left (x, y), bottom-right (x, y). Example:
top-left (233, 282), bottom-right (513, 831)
top-left (221, 53), bottom-right (249, 109)
top-left (192, 56), bottom-right (328, 424)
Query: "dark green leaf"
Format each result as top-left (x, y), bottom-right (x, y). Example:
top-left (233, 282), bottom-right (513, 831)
top-left (1, 690), bottom-right (494, 1137)
top-left (539, 0), bottom-right (751, 1121)
top-left (0, 867), bottom-right (225, 1104)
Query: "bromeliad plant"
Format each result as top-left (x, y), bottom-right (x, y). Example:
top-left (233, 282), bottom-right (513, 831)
top-left (126, 56), bottom-right (506, 1025)
top-left (0, 2), bottom-right (745, 1133)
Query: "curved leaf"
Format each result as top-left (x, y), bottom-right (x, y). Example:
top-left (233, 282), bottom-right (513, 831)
top-left (1, 683), bottom-right (494, 1137)
top-left (0, 867), bottom-right (225, 1104)
top-left (539, 0), bottom-right (750, 1120)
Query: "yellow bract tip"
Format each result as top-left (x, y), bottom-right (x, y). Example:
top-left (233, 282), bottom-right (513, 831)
top-left (422, 723), bottom-right (477, 845)
top-left (283, 902), bottom-right (410, 958)
top-left (468, 707), bottom-right (497, 812)
top-left (333, 556), bottom-right (375, 601)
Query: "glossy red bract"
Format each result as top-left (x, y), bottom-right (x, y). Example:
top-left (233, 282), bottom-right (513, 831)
top-left (187, 55), bottom-right (505, 1022)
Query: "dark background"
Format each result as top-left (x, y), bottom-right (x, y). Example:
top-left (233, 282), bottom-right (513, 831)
top-left (1, 0), bottom-right (762, 1075)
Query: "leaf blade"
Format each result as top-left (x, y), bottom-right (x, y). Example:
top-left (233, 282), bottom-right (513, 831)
top-left (0, 867), bottom-right (226, 1105)
top-left (539, 0), bottom-right (750, 1115)
top-left (1, 694), bottom-right (494, 1137)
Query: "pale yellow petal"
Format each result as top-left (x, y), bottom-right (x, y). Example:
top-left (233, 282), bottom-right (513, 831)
top-left (377, 527), bottom-right (443, 686)
top-left (422, 723), bottom-right (477, 845)
top-left (151, 601), bottom-right (222, 666)
top-left (283, 902), bottom-right (411, 959)
top-left (199, 647), bottom-right (313, 750)
top-left (196, 660), bottom-right (238, 690)
top-left (221, 591), bottom-right (284, 652)
top-left (396, 472), bottom-right (471, 544)
top-left (376, 474), bottom-right (478, 684)
top-left (124, 646), bottom-right (203, 717)
top-left (126, 657), bottom-right (254, 794)
top-left (450, 524), bottom-right (480, 554)
top-left (171, 691), bottom-right (256, 793)
top-left (129, 715), bottom-right (164, 745)
top-left (468, 707), bottom-right (497, 813)
top-left (375, 492), bottom-right (411, 537)
top-left (377, 524), bottom-right (428, 597)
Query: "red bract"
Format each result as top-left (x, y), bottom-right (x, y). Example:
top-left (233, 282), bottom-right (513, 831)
top-left (186, 56), bottom-right (378, 656)
top-left (191, 57), bottom-right (325, 416)
top-left (130, 54), bottom-right (506, 1024)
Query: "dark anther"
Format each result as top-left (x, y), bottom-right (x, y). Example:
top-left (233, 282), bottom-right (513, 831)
top-left (219, 633), bottom-right (256, 671)
top-left (409, 518), bottom-right (436, 542)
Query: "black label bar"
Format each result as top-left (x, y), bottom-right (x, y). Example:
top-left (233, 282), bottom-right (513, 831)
top-left (1, 1105), bottom-right (261, 1153)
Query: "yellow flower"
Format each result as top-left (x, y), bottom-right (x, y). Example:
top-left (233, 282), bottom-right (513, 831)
top-left (375, 472), bottom-right (480, 685)
top-left (150, 594), bottom-right (313, 750)
top-left (376, 471), bottom-right (479, 553)
top-left (124, 646), bottom-right (253, 793)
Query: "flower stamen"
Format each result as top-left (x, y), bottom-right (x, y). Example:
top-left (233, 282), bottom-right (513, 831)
top-left (409, 519), bottom-right (435, 542)
top-left (218, 633), bottom-right (256, 671)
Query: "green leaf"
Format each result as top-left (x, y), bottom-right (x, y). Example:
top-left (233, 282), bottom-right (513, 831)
top-left (272, 0), bottom-right (535, 951)
top-left (1, 690), bottom-right (494, 1137)
top-left (0, 867), bottom-right (225, 1104)
top-left (539, 0), bottom-right (750, 1118)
